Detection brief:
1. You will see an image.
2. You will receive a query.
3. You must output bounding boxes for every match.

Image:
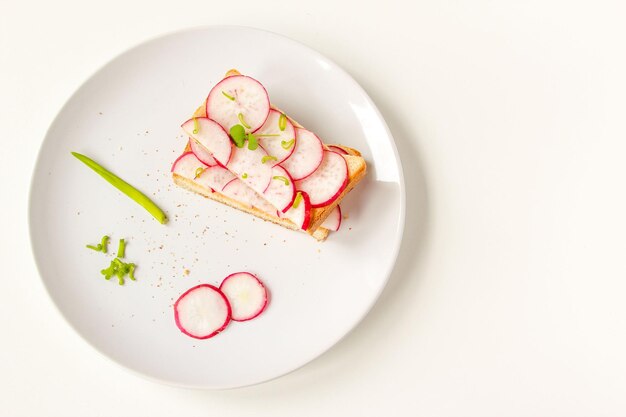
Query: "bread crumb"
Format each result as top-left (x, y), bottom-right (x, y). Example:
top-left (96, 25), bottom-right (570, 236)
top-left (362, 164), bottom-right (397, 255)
top-left (183, 269), bottom-right (190, 276)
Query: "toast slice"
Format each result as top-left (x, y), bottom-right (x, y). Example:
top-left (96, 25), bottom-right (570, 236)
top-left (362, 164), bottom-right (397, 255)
top-left (172, 70), bottom-right (367, 240)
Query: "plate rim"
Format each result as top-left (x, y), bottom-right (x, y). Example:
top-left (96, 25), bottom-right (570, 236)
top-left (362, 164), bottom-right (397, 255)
top-left (27, 25), bottom-right (406, 389)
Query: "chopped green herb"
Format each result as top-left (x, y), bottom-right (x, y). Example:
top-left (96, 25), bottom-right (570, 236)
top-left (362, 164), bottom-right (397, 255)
top-left (101, 257), bottom-right (137, 285)
top-left (192, 117), bottom-right (200, 134)
top-left (281, 139), bottom-right (295, 150)
top-left (86, 235), bottom-right (109, 252)
top-left (71, 152), bottom-right (167, 224)
top-left (278, 113), bottom-right (287, 131)
top-left (292, 192), bottom-right (303, 209)
top-left (238, 113), bottom-right (251, 129)
top-left (247, 133), bottom-right (259, 150)
top-left (229, 124), bottom-right (246, 148)
top-left (262, 155), bottom-right (278, 164)
top-left (273, 175), bottom-right (290, 186)
top-left (128, 263), bottom-right (136, 281)
top-left (100, 235), bottom-right (110, 253)
top-left (242, 173), bottom-right (248, 179)
top-left (117, 239), bottom-right (126, 258)
top-left (194, 167), bottom-right (206, 179)
top-left (222, 91), bottom-right (235, 101)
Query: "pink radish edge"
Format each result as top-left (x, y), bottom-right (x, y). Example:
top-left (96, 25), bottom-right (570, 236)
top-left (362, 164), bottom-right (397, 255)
top-left (205, 75), bottom-right (271, 133)
top-left (327, 145), bottom-right (349, 155)
top-left (219, 272), bottom-right (269, 322)
top-left (173, 284), bottom-right (232, 340)
top-left (189, 138), bottom-right (217, 166)
top-left (181, 117), bottom-right (234, 167)
top-left (300, 191), bottom-right (313, 230)
top-left (171, 151), bottom-right (195, 172)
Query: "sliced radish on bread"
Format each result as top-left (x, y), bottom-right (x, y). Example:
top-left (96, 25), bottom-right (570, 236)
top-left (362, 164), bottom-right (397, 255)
top-left (171, 152), bottom-right (208, 178)
top-left (195, 165), bottom-right (235, 192)
top-left (206, 75), bottom-right (270, 132)
top-left (174, 284), bottom-right (231, 339)
top-left (226, 145), bottom-right (273, 195)
top-left (280, 191), bottom-right (312, 230)
top-left (254, 109), bottom-right (296, 164)
top-left (222, 178), bottom-right (276, 215)
top-left (219, 272), bottom-right (268, 321)
top-left (296, 151), bottom-right (348, 208)
top-left (189, 137), bottom-right (217, 166)
top-left (263, 166), bottom-right (295, 213)
top-left (182, 117), bottom-right (232, 166)
top-left (320, 205), bottom-right (342, 232)
top-left (280, 128), bottom-right (324, 180)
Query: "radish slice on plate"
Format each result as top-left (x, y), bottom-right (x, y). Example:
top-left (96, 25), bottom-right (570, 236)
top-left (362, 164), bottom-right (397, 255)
top-left (189, 138), bottom-right (217, 166)
top-left (221, 178), bottom-right (276, 215)
top-left (263, 166), bottom-right (295, 213)
top-left (254, 109), bottom-right (296, 164)
top-left (171, 152), bottom-right (208, 178)
top-left (226, 145), bottom-right (273, 195)
top-left (320, 205), bottom-right (342, 232)
top-left (195, 165), bottom-right (235, 191)
top-left (280, 128), bottom-right (324, 180)
top-left (296, 151), bottom-right (348, 208)
top-left (205, 75), bottom-right (270, 132)
top-left (327, 145), bottom-right (349, 155)
top-left (182, 117), bottom-right (232, 166)
top-left (219, 272), bottom-right (268, 322)
top-left (280, 191), bottom-right (312, 230)
top-left (174, 284), bottom-right (232, 339)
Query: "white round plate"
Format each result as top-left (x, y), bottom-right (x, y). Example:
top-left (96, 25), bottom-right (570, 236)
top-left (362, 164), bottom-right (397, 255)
top-left (29, 26), bottom-right (405, 389)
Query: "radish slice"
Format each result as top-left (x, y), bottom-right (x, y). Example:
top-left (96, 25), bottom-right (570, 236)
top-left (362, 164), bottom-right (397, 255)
top-left (174, 284), bottom-right (231, 339)
top-left (221, 178), bottom-right (276, 215)
top-left (254, 109), bottom-right (296, 164)
top-left (280, 128), bottom-right (324, 180)
top-left (171, 152), bottom-right (208, 178)
top-left (206, 75), bottom-right (270, 132)
top-left (296, 151), bottom-right (348, 208)
top-left (219, 272), bottom-right (268, 322)
top-left (182, 117), bottom-right (232, 166)
top-left (189, 137), bottom-right (217, 166)
top-left (195, 165), bottom-right (235, 191)
top-left (226, 145), bottom-right (273, 195)
top-left (263, 166), bottom-right (296, 213)
top-left (280, 191), bottom-right (312, 230)
top-left (327, 145), bottom-right (349, 155)
top-left (320, 205), bottom-right (342, 232)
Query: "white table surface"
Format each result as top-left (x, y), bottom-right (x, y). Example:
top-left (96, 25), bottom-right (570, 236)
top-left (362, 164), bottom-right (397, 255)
top-left (2, 0), bottom-right (626, 415)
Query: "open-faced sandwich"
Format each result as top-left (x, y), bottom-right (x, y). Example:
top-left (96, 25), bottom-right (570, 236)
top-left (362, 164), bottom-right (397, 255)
top-left (171, 69), bottom-right (367, 241)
